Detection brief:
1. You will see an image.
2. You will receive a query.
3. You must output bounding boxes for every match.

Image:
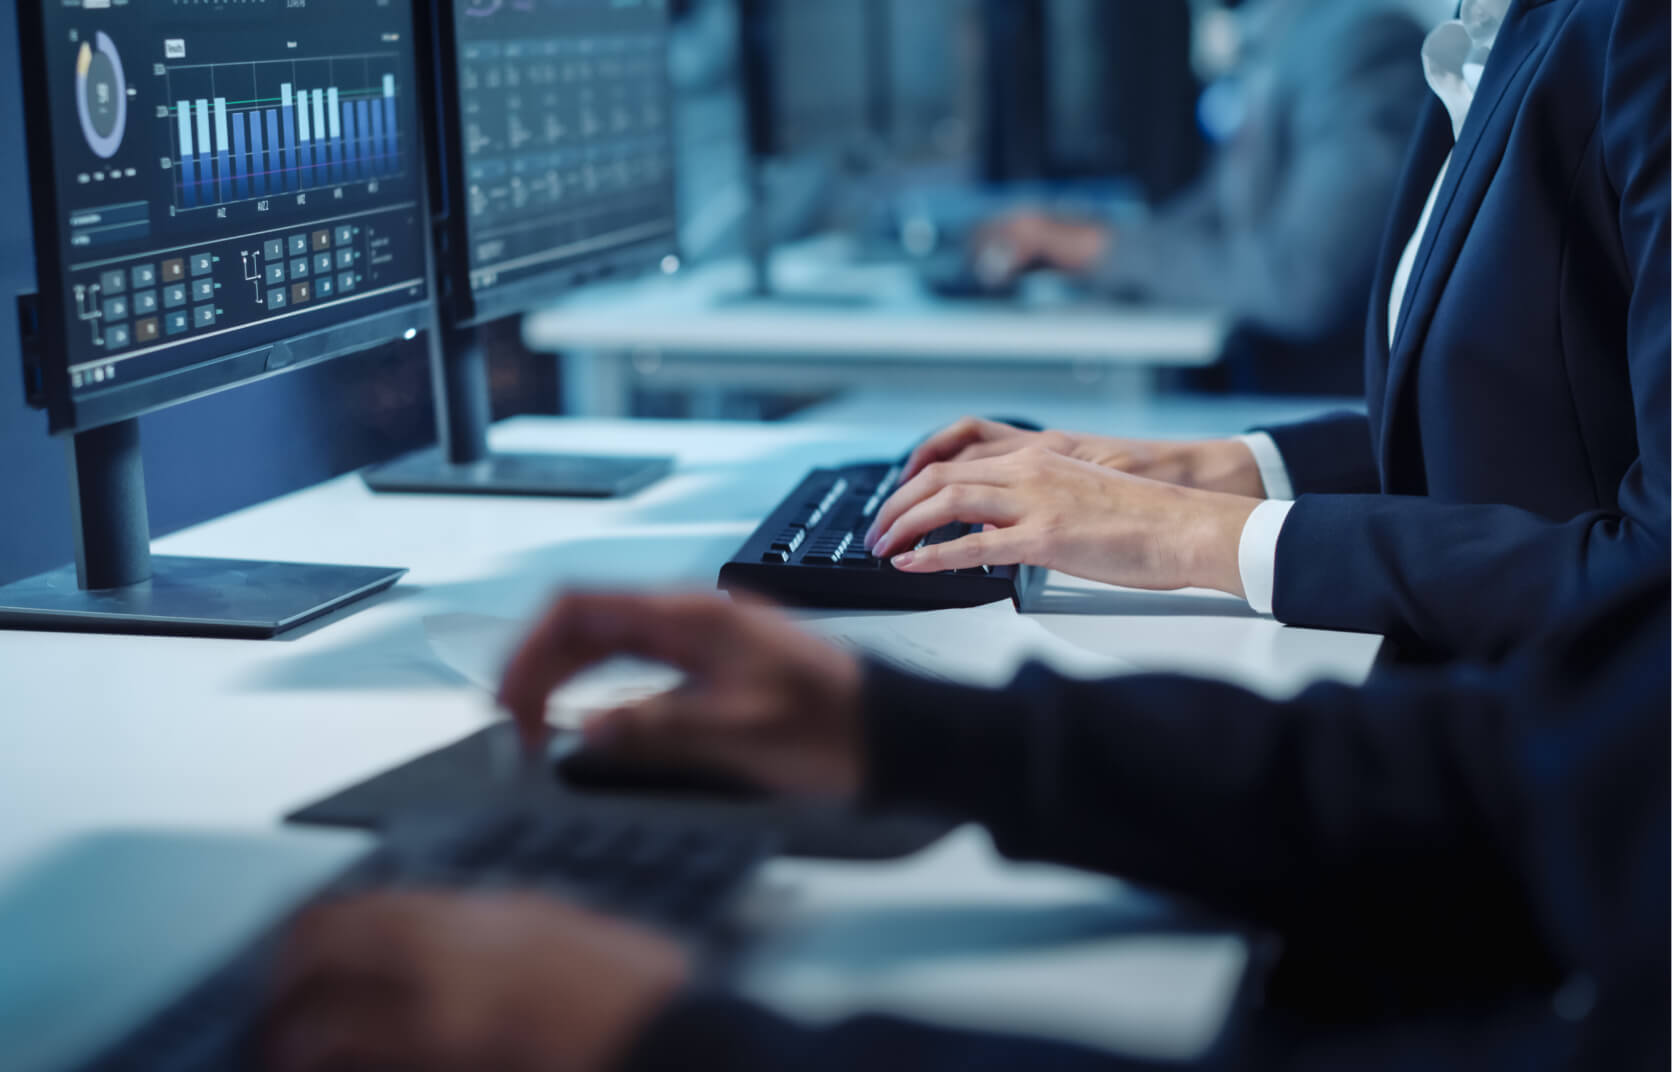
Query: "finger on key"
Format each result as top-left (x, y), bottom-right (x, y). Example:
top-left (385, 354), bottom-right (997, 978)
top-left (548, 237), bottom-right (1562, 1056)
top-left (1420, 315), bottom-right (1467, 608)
top-left (872, 485), bottom-right (1017, 560)
top-left (866, 458), bottom-right (1008, 550)
top-left (893, 527), bottom-right (1029, 573)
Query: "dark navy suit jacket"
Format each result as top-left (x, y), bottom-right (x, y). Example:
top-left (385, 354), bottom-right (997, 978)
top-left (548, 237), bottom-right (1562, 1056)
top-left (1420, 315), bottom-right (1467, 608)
top-left (1258, 0), bottom-right (1668, 657)
top-left (624, 572), bottom-right (1670, 1072)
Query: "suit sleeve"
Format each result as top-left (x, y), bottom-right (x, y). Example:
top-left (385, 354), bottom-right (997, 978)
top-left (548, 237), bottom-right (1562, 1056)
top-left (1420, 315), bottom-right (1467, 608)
top-left (1269, 1), bottom-right (1670, 658)
top-left (619, 577), bottom-right (1668, 1072)
top-left (1253, 411), bottom-right (1379, 494)
top-left (1093, 12), bottom-right (1427, 340)
top-left (857, 575), bottom-right (1667, 1005)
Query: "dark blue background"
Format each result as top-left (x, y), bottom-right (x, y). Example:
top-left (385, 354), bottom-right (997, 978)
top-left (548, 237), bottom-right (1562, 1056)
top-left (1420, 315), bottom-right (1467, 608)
top-left (0, 13), bottom-right (558, 586)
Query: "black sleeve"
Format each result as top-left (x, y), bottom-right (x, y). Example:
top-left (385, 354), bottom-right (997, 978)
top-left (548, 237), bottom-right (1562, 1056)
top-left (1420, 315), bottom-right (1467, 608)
top-left (620, 576), bottom-right (1668, 1072)
top-left (858, 579), bottom-right (1669, 1002)
top-left (1255, 412), bottom-right (1379, 494)
top-left (620, 993), bottom-right (1183, 1072)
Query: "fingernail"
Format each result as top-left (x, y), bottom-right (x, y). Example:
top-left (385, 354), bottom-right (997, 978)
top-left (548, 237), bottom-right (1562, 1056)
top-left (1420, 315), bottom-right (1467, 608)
top-left (863, 524), bottom-right (880, 550)
top-left (892, 551), bottom-right (916, 569)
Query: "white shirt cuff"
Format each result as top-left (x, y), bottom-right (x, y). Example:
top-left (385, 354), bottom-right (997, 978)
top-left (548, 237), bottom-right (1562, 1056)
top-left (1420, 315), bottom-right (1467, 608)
top-left (1235, 433), bottom-right (1295, 501)
top-left (1238, 499), bottom-right (1296, 616)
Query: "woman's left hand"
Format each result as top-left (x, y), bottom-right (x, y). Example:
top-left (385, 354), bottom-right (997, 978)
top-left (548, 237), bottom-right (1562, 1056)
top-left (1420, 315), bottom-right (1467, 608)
top-left (866, 447), bottom-right (1258, 596)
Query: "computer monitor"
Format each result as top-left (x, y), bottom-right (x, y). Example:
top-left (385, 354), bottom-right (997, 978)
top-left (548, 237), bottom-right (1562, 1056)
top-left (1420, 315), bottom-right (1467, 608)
top-left (734, 0), bottom-right (885, 297)
top-left (362, 0), bottom-right (679, 498)
top-left (1, 0), bottom-right (434, 637)
top-left (980, 0), bottom-right (1203, 201)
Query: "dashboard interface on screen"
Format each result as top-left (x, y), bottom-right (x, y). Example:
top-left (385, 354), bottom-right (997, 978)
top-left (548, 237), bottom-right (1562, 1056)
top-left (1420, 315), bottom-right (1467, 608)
top-left (451, 0), bottom-right (677, 318)
top-left (34, 0), bottom-right (430, 400)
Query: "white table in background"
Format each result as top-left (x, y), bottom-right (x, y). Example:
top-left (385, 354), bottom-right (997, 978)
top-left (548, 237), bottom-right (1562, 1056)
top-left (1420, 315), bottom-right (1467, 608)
top-left (523, 236), bottom-right (1230, 417)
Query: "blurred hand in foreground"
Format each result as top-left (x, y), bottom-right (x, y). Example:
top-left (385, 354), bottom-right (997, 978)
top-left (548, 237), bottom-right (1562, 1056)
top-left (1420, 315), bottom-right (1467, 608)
top-left (265, 891), bottom-right (688, 1072)
top-left (498, 593), bottom-right (866, 797)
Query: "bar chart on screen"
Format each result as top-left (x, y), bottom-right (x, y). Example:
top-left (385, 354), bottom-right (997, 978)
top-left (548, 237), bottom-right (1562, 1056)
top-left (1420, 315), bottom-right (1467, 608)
top-left (162, 53), bottom-right (406, 213)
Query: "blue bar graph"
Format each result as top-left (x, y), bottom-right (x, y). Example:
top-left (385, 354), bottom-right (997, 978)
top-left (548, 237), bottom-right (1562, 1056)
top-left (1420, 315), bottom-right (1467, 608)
top-left (382, 74), bottom-right (398, 175)
top-left (248, 110), bottom-right (265, 197)
top-left (342, 100), bottom-right (358, 180)
top-left (194, 99), bottom-right (213, 204)
top-left (367, 97), bottom-right (384, 177)
top-left (312, 89), bottom-right (329, 186)
top-left (297, 89), bottom-right (314, 188)
top-left (356, 99), bottom-right (372, 177)
top-left (282, 84), bottom-right (298, 193)
top-left (178, 100), bottom-right (198, 208)
top-left (213, 98), bottom-right (231, 202)
top-left (231, 112), bottom-right (249, 199)
top-left (327, 87), bottom-right (342, 183)
top-left (173, 71), bottom-right (402, 209)
top-left (265, 109), bottom-right (281, 197)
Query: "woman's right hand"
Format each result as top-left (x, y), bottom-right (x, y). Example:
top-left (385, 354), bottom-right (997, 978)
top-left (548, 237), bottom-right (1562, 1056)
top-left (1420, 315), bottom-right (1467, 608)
top-left (897, 417), bottom-right (1269, 498)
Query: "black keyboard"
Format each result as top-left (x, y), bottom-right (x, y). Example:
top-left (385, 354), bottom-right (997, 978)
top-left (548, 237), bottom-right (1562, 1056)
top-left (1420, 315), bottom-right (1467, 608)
top-left (720, 460), bottom-right (1042, 610)
top-left (81, 806), bottom-right (771, 1072)
top-left (287, 722), bottom-right (956, 862)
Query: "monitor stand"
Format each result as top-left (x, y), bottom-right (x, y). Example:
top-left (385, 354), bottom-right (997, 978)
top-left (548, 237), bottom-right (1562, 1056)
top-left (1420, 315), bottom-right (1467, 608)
top-left (361, 326), bottom-right (673, 498)
top-left (0, 420), bottom-right (406, 638)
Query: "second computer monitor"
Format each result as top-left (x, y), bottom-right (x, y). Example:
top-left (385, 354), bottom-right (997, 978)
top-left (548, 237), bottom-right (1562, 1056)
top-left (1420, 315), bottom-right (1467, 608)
top-left (438, 0), bottom-right (680, 327)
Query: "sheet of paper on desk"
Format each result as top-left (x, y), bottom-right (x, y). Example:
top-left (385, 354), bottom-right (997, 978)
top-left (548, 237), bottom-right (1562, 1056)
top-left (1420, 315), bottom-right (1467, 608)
top-left (422, 613), bottom-right (682, 728)
top-left (802, 600), bottom-right (1135, 688)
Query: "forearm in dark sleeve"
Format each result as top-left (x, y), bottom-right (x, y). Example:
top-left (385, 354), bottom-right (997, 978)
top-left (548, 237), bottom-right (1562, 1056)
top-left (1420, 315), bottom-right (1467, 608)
top-left (1254, 412), bottom-right (1378, 494)
top-left (620, 992), bottom-right (1186, 1072)
top-left (1271, 490), bottom-right (1668, 657)
top-left (858, 658), bottom-right (1538, 965)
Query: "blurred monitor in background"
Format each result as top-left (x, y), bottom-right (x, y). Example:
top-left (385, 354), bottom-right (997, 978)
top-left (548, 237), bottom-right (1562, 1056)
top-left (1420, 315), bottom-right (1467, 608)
top-left (976, 0), bottom-right (1433, 396)
top-left (980, 0), bottom-right (1204, 203)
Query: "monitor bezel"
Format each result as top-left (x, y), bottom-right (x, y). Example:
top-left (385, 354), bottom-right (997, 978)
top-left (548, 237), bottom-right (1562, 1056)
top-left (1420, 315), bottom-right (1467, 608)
top-left (425, 0), bottom-right (681, 332)
top-left (15, 0), bottom-right (441, 437)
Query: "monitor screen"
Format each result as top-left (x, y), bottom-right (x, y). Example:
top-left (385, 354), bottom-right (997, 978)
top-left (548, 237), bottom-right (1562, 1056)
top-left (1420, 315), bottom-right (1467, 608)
top-left (24, 0), bottom-right (431, 432)
top-left (443, 0), bottom-right (678, 325)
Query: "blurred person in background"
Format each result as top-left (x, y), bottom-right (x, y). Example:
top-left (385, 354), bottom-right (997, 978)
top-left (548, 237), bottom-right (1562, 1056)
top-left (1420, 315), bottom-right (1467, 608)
top-left (976, 0), bottom-right (1434, 395)
top-left (870, 0), bottom-right (1668, 665)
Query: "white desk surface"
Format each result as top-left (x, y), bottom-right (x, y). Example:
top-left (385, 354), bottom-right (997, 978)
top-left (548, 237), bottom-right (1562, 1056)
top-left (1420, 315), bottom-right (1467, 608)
top-left (0, 410), bottom-right (1378, 1062)
top-left (523, 236), bottom-right (1228, 367)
